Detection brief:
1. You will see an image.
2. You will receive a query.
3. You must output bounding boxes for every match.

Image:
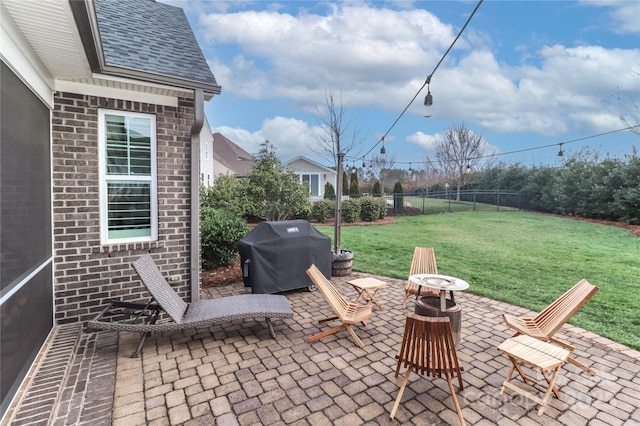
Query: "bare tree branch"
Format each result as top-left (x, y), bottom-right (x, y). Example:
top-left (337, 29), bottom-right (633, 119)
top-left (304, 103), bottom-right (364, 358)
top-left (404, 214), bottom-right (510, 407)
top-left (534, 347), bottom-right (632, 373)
top-left (430, 122), bottom-right (491, 201)
top-left (310, 90), bottom-right (361, 167)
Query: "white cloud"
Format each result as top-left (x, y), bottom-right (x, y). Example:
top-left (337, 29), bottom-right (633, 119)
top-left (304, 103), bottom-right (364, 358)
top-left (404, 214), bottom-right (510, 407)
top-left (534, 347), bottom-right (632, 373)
top-left (213, 116), bottom-right (329, 164)
top-left (200, 2), bottom-right (638, 145)
top-left (580, 0), bottom-right (640, 34)
top-left (407, 131), bottom-right (440, 153)
top-left (198, 4), bottom-right (456, 111)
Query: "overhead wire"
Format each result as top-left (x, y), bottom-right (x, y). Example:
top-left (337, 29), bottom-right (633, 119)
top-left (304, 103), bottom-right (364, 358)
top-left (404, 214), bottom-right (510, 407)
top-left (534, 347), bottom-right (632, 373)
top-left (367, 124), bottom-right (640, 167)
top-left (359, 0), bottom-right (484, 161)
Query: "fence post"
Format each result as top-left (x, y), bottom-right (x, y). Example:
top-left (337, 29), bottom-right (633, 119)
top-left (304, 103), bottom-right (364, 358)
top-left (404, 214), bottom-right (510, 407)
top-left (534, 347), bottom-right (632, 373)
top-left (497, 190), bottom-right (500, 211)
top-left (473, 189), bottom-right (477, 211)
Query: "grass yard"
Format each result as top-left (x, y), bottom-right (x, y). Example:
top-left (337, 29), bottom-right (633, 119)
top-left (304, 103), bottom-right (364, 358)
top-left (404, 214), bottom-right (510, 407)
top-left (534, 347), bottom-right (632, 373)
top-left (316, 211), bottom-right (640, 351)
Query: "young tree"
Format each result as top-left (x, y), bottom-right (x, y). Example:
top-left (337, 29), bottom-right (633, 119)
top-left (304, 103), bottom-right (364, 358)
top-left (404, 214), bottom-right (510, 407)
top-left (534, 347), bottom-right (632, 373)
top-left (311, 91), bottom-right (360, 167)
top-left (324, 182), bottom-right (335, 200)
top-left (393, 181), bottom-right (404, 212)
top-left (245, 141), bottom-right (310, 221)
top-left (310, 90), bottom-right (361, 255)
top-left (349, 171), bottom-right (360, 198)
top-left (430, 122), bottom-right (490, 201)
top-left (342, 171), bottom-right (349, 196)
top-left (372, 180), bottom-right (382, 197)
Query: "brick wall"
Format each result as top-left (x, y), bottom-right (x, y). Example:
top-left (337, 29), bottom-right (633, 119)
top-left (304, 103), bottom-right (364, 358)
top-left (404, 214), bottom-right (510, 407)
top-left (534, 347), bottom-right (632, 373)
top-left (52, 92), bottom-right (197, 324)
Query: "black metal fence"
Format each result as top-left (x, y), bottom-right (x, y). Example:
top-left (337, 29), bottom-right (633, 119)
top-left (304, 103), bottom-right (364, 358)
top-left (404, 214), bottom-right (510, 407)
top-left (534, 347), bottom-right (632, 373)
top-left (385, 190), bottom-right (523, 215)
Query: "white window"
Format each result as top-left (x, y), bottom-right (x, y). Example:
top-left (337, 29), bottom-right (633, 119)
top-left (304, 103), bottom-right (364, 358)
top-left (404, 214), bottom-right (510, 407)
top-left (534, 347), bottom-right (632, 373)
top-left (204, 142), bottom-right (209, 160)
top-left (300, 173), bottom-right (320, 197)
top-left (98, 110), bottom-right (157, 244)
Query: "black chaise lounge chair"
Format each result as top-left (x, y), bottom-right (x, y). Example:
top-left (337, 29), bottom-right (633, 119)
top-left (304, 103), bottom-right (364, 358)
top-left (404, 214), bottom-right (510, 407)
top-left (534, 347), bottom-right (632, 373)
top-left (87, 254), bottom-right (294, 357)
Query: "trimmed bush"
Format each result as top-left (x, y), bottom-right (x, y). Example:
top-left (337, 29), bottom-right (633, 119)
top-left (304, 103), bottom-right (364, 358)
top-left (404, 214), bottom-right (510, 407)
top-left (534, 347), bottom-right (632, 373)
top-left (393, 181), bottom-right (404, 212)
top-left (372, 180), bottom-right (382, 197)
top-left (376, 197), bottom-right (387, 219)
top-left (311, 199), bottom-right (334, 223)
top-left (324, 182), bottom-right (335, 200)
top-left (341, 199), bottom-right (361, 223)
top-left (359, 197), bottom-right (380, 222)
top-left (201, 207), bottom-right (250, 268)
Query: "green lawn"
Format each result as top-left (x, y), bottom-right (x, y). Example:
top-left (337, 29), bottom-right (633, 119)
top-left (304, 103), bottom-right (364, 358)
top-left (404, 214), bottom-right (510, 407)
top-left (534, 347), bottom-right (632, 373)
top-left (316, 211), bottom-right (640, 351)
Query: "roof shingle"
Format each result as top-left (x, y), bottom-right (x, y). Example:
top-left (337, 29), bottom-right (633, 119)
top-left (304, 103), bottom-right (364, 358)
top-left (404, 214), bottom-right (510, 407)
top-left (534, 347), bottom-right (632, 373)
top-left (94, 0), bottom-right (217, 89)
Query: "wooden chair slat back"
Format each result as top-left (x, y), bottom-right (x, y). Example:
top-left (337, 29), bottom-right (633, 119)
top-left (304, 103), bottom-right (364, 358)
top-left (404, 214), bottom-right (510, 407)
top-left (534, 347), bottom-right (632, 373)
top-left (409, 247), bottom-right (438, 276)
top-left (397, 313), bottom-right (462, 378)
top-left (307, 264), bottom-right (350, 318)
top-left (534, 279), bottom-right (599, 336)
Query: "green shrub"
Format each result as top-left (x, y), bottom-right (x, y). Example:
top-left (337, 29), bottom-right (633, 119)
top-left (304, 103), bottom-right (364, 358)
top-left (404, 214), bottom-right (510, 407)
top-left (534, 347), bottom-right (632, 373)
top-left (324, 182), bottom-right (335, 200)
top-left (393, 181), bottom-right (404, 211)
top-left (201, 207), bottom-right (250, 268)
top-left (201, 174), bottom-right (249, 218)
top-left (341, 199), bottom-right (361, 223)
top-left (377, 197), bottom-right (387, 219)
top-left (342, 171), bottom-right (349, 195)
top-left (372, 180), bottom-right (382, 197)
top-left (349, 172), bottom-right (360, 198)
top-left (311, 200), bottom-right (334, 223)
top-left (359, 197), bottom-right (380, 222)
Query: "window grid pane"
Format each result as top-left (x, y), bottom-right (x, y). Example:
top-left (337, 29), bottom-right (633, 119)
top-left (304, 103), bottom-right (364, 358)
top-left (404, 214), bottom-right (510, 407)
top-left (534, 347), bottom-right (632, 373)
top-left (105, 115), bottom-right (151, 176)
top-left (107, 182), bottom-right (151, 238)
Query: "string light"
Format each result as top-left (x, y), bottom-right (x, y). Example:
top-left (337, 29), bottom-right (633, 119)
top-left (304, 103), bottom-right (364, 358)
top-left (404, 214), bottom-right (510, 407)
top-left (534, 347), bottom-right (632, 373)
top-left (357, 0), bottom-right (484, 163)
top-left (358, 124), bottom-right (638, 169)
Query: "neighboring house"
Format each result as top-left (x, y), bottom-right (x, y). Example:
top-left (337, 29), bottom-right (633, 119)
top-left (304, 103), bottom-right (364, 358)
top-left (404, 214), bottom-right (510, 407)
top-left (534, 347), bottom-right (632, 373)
top-left (212, 132), bottom-right (255, 177)
top-left (285, 156), bottom-right (337, 200)
top-left (0, 0), bottom-right (220, 418)
top-left (201, 118), bottom-right (215, 187)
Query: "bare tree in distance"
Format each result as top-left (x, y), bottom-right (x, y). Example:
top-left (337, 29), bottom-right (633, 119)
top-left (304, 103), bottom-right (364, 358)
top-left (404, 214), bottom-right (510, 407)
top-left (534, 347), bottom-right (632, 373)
top-left (365, 153), bottom-right (395, 193)
top-left (310, 90), bottom-right (361, 167)
top-left (418, 160), bottom-right (445, 192)
top-left (603, 68), bottom-right (640, 138)
top-left (429, 122), bottom-right (492, 201)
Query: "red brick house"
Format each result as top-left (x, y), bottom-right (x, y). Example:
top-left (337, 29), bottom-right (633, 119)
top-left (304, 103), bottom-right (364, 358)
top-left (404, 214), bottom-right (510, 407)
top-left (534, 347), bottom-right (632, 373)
top-left (0, 0), bottom-right (220, 417)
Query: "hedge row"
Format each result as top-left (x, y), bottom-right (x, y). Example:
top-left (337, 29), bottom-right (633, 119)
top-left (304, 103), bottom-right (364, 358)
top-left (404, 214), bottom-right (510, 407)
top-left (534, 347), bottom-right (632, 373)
top-left (310, 197), bottom-right (387, 223)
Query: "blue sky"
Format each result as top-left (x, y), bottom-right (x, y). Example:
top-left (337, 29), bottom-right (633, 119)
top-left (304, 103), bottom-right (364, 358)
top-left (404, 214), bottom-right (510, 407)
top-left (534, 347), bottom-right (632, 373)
top-left (171, 0), bottom-right (639, 169)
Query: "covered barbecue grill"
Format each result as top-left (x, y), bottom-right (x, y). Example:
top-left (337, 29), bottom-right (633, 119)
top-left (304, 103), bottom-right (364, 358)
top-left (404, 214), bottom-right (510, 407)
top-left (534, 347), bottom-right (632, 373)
top-left (239, 220), bottom-right (331, 294)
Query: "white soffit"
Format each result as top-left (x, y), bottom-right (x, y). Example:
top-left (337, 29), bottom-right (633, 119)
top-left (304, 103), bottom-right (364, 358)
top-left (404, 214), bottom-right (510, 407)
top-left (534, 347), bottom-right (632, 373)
top-left (2, 0), bottom-right (92, 80)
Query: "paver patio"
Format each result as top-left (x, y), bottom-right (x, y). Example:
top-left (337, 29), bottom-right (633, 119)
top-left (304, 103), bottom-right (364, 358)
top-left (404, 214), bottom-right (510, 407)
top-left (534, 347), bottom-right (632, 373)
top-left (4, 272), bottom-right (640, 425)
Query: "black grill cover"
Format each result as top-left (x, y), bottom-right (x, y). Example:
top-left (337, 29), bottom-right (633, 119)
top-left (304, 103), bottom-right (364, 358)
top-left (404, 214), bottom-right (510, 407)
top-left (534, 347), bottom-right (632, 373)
top-left (239, 220), bottom-right (331, 294)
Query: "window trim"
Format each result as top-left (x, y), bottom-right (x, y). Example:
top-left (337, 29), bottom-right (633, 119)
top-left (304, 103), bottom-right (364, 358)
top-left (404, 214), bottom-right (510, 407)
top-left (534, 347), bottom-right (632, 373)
top-left (98, 109), bottom-right (158, 245)
top-left (300, 173), bottom-right (321, 197)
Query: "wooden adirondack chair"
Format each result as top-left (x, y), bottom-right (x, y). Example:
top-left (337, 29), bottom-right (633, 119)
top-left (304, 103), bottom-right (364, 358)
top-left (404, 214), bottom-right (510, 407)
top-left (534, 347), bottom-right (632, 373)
top-left (503, 279), bottom-right (599, 375)
top-left (306, 264), bottom-right (373, 348)
top-left (402, 247), bottom-right (440, 308)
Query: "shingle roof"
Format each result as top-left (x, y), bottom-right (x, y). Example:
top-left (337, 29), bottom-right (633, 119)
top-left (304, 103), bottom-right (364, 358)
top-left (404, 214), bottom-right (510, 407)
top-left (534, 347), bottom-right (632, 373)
top-left (213, 133), bottom-right (255, 177)
top-left (94, 0), bottom-right (218, 91)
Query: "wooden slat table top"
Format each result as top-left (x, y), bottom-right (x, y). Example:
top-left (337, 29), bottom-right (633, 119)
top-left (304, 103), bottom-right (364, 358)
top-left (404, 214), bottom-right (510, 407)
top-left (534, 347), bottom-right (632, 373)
top-left (498, 335), bottom-right (570, 370)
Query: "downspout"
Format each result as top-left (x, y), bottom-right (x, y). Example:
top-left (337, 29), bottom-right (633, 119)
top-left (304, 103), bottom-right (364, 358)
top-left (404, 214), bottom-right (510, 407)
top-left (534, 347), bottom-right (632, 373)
top-left (190, 89), bottom-right (204, 302)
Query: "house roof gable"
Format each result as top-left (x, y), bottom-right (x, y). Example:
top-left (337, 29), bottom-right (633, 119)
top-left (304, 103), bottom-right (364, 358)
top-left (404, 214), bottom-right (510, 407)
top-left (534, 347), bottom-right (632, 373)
top-left (284, 156), bottom-right (336, 174)
top-left (71, 0), bottom-right (220, 96)
top-left (212, 133), bottom-right (254, 177)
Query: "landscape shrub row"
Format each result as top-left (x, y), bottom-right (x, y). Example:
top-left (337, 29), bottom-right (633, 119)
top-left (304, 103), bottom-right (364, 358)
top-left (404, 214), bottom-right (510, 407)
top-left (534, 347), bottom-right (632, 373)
top-left (472, 150), bottom-right (640, 224)
top-left (310, 197), bottom-right (387, 223)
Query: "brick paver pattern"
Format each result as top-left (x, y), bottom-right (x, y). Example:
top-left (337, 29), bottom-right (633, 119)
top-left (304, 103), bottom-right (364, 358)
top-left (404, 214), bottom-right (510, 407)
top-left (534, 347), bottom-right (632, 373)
top-left (5, 273), bottom-right (640, 425)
